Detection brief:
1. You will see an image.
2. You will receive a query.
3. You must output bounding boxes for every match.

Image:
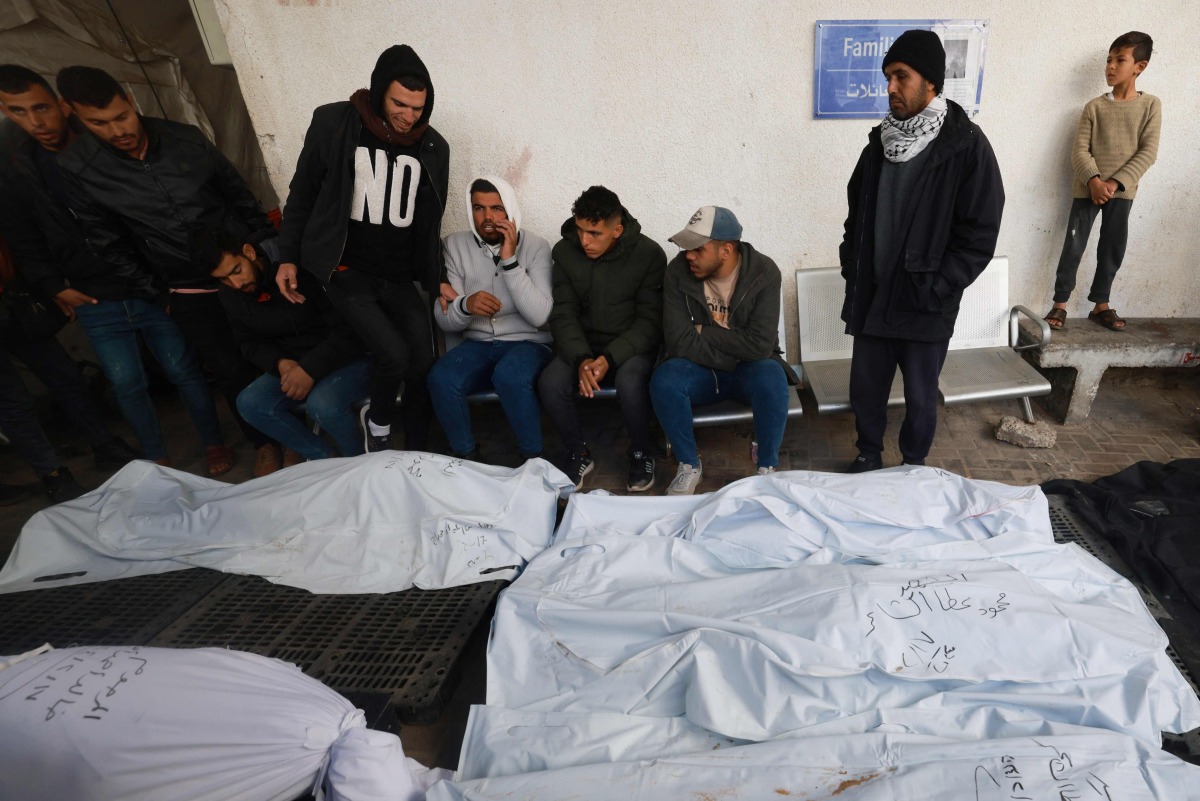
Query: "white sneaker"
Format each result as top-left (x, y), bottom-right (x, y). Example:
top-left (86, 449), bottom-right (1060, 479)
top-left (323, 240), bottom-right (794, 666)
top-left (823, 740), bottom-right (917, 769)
top-left (666, 461), bottom-right (703, 495)
top-left (755, 466), bottom-right (776, 476)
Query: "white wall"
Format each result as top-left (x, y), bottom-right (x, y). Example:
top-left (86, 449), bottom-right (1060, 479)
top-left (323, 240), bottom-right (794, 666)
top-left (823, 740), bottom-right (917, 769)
top-left (215, 0), bottom-right (1199, 356)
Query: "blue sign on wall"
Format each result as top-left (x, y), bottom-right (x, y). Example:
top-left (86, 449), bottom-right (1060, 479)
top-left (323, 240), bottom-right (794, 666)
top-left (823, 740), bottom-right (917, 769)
top-left (814, 19), bottom-right (989, 119)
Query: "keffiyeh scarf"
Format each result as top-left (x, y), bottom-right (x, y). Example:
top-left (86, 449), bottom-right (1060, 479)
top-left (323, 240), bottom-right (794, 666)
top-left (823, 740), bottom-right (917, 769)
top-left (880, 95), bottom-right (947, 162)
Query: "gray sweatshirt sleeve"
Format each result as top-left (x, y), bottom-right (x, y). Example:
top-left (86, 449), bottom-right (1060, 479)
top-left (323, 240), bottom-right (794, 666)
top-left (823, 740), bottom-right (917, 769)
top-left (435, 235), bottom-right (472, 332)
top-left (501, 233), bottom-right (553, 327)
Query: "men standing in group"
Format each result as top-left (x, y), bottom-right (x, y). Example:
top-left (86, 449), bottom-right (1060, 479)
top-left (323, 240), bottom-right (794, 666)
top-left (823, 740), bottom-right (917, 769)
top-left (840, 30), bottom-right (1004, 472)
top-left (52, 65), bottom-right (279, 477)
top-left (0, 64), bottom-right (227, 476)
top-left (538, 185), bottom-right (665, 491)
top-left (198, 229), bottom-right (369, 466)
top-left (429, 176), bottom-right (553, 462)
top-left (276, 44), bottom-right (449, 454)
top-left (651, 206), bottom-right (797, 495)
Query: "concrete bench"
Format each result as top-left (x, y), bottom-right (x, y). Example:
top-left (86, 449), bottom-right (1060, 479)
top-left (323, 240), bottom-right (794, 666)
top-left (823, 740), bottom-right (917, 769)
top-left (1018, 317), bottom-right (1200, 424)
top-left (795, 257), bottom-right (1052, 421)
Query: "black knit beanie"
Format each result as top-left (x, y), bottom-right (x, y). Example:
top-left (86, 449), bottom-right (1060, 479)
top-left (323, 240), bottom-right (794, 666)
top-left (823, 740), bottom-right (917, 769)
top-left (882, 30), bottom-right (945, 94)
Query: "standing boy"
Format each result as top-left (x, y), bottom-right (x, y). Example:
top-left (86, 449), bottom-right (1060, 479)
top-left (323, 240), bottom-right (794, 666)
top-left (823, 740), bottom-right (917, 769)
top-left (1044, 32), bottom-right (1160, 333)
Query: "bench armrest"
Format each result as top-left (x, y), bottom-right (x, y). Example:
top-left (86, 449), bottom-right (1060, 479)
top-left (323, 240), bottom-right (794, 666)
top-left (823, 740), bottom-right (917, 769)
top-left (1010, 305), bottom-right (1051, 352)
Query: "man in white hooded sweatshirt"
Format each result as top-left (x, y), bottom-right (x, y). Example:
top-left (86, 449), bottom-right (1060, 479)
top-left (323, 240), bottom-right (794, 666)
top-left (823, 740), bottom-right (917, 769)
top-left (429, 176), bottom-right (554, 460)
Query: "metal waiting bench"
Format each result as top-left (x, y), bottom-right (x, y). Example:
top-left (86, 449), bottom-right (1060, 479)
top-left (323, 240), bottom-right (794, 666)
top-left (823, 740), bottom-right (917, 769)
top-left (794, 257), bottom-right (1052, 422)
top-left (453, 301), bottom-right (803, 453)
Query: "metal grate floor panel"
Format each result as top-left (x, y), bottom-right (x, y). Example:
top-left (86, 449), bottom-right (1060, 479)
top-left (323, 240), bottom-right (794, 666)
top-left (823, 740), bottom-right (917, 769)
top-left (149, 574), bottom-right (505, 723)
top-left (0, 568), bottom-right (228, 653)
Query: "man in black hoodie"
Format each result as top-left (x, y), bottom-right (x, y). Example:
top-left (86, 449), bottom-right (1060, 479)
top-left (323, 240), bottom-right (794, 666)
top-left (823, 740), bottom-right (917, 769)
top-left (276, 44), bottom-right (449, 454)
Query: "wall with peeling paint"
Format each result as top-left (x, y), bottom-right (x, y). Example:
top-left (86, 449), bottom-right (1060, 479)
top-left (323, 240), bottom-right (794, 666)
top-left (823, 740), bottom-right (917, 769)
top-left (214, 0), bottom-right (1199, 352)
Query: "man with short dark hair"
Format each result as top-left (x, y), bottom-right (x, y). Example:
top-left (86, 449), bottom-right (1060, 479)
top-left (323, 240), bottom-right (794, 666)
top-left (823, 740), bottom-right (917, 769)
top-left (53, 65), bottom-right (279, 477)
top-left (275, 44), bottom-right (449, 454)
top-left (840, 30), bottom-right (1004, 472)
top-left (197, 229), bottom-right (369, 464)
top-left (652, 206), bottom-right (797, 495)
top-left (429, 176), bottom-right (553, 461)
top-left (538, 185), bottom-right (665, 491)
top-left (0, 63), bottom-right (223, 474)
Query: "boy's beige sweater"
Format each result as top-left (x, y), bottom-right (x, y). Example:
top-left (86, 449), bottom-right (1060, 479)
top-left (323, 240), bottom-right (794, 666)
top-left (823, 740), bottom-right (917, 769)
top-left (1071, 92), bottom-right (1161, 200)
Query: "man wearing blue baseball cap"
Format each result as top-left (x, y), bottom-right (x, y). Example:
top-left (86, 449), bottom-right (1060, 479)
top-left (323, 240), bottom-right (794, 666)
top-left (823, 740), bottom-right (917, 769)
top-left (652, 206), bottom-right (798, 495)
top-left (840, 29), bottom-right (1004, 472)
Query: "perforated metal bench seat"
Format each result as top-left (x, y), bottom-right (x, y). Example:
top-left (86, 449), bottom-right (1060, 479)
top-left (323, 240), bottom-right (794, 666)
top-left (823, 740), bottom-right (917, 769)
top-left (795, 258), bottom-right (1051, 420)
top-left (801, 360), bottom-right (905, 415)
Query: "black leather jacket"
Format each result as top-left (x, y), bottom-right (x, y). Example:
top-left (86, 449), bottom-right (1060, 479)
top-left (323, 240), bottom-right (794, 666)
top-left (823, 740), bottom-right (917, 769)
top-left (56, 116), bottom-right (272, 290)
top-left (1, 136), bottom-right (160, 301)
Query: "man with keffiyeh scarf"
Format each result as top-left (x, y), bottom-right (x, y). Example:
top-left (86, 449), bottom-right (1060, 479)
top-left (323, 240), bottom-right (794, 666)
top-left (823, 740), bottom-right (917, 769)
top-left (838, 29), bottom-right (1004, 473)
top-left (276, 44), bottom-right (449, 454)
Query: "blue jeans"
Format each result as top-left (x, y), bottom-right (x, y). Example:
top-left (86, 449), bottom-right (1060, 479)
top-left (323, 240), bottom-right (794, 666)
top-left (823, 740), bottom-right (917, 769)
top-left (75, 299), bottom-right (223, 460)
top-left (236, 358), bottom-right (371, 461)
top-left (650, 358), bottom-right (790, 468)
top-left (428, 339), bottom-right (553, 456)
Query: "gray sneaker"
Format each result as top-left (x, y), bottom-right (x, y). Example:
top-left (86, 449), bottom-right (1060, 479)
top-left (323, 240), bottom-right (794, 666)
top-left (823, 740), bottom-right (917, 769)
top-left (755, 466), bottom-right (776, 476)
top-left (666, 461), bottom-right (703, 495)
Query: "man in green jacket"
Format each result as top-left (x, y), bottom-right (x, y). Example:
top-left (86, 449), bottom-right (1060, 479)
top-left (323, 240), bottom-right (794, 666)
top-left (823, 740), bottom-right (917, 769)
top-left (651, 206), bottom-right (797, 495)
top-left (537, 185), bottom-right (665, 491)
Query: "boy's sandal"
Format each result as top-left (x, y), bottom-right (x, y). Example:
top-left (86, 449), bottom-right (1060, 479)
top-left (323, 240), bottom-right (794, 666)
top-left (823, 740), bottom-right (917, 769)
top-left (1043, 308), bottom-right (1067, 330)
top-left (1088, 308), bottom-right (1126, 331)
top-left (205, 444), bottom-right (236, 477)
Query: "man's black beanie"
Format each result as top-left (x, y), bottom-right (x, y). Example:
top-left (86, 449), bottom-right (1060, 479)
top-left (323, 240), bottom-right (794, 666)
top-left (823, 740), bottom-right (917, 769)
top-left (882, 30), bottom-right (945, 94)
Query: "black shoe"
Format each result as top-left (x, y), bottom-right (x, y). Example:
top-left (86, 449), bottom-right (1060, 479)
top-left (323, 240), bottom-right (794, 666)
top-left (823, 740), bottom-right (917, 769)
top-left (902, 459), bottom-right (925, 466)
top-left (847, 453), bottom-right (883, 473)
top-left (93, 436), bottom-right (143, 470)
top-left (627, 450), bottom-right (655, 492)
top-left (359, 404), bottom-right (391, 453)
top-left (42, 467), bottom-right (87, 504)
top-left (564, 449), bottom-right (594, 490)
top-left (0, 483), bottom-right (36, 507)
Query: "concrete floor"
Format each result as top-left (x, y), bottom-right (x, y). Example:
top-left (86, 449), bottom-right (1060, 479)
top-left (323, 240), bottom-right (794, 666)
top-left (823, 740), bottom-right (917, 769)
top-left (2, 367), bottom-right (1199, 768)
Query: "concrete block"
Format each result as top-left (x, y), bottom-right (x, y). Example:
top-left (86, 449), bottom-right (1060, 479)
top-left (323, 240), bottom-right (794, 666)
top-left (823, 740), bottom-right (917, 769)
top-left (995, 416), bottom-right (1057, 448)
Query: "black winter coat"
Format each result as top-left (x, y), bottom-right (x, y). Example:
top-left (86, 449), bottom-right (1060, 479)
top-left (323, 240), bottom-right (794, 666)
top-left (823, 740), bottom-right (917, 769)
top-left (2, 137), bottom-right (160, 302)
top-left (839, 100), bottom-right (1004, 342)
top-left (277, 102), bottom-right (449, 293)
top-left (56, 117), bottom-right (272, 290)
top-left (217, 253), bottom-right (363, 381)
top-left (548, 213), bottom-right (665, 368)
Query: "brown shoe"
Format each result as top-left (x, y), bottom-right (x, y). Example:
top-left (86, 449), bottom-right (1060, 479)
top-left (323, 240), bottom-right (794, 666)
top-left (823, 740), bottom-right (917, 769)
top-left (282, 448), bottom-right (304, 468)
top-left (253, 443), bottom-right (281, 477)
